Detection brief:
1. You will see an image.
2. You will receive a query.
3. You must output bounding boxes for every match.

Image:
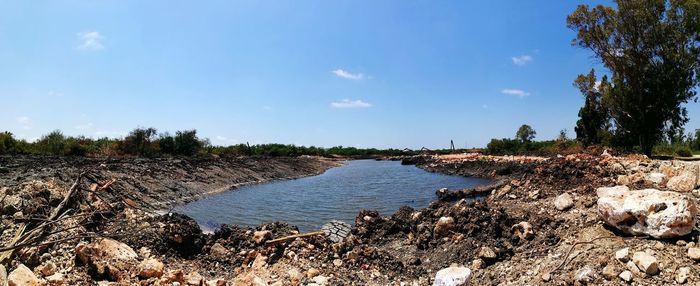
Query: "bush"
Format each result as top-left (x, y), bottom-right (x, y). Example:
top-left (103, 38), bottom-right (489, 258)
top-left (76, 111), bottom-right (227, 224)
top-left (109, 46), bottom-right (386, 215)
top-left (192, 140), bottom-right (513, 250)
top-left (64, 139), bottom-right (87, 156)
top-left (157, 134), bottom-right (176, 155)
top-left (35, 130), bottom-right (66, 155)
top-left (675, 146), bottom-right (693, 157)
top-left (0, 132), bottom-right (17, 154)
top-left (174, 130), bottom-right (203, 156)
top-left (120, 128), bottom-right (158, 156)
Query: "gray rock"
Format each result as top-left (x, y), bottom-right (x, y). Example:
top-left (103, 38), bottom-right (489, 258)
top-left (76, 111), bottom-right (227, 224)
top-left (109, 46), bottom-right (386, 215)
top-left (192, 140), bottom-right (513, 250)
top-left (676, 267), bottom-right (690, 284)
top-left (597, 186), bottom-right (697, 238)
top-left (687, 247), bottom-right (700, 261)
top-left (619, 270), bottom-right (633, 283)
top-left (644, 172), bottom-right (666, 185)
top-left (312, 275), bottom-right (329, 286)
top-left (554, 193), bottom-right (574, 211)
top-left (632, 252), bottom-right (658, 275)
top-left (575, 266), bottom-right (593, 283)
top-left (615, 247), bottom-right (629, 262)
top-left (433, 266), bottom-right (471, 286)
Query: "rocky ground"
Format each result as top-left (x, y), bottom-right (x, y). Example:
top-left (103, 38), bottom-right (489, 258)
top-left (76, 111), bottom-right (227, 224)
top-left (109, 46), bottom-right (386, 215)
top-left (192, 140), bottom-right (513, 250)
top-left (0, 153), bottom-right (699, 285)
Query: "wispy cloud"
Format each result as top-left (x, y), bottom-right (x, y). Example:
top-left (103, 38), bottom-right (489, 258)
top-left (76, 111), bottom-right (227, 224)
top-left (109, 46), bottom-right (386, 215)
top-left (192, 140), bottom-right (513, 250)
top-left (511, 55), bottom-right (533, 66)
top-left (331, 99), bottom-right (372, 108)
top-left (332, 69), bottom-right (364, 80)
top-left (501, 89), bottom-right (530, 98)
top-left (77, 31), bottom-right (104, 50)
top-left (16, 116), bottom-right (31, 130)
top-left (74, 123), bottom-right (93, 130)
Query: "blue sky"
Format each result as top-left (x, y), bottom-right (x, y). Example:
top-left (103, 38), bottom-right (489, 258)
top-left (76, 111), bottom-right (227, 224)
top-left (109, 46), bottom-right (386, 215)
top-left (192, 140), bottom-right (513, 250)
top-left (2, 0), bottom-right (698, 149)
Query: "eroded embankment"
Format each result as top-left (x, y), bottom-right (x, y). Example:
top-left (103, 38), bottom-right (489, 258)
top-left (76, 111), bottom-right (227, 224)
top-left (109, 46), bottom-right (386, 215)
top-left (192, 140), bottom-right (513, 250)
top-left (0, 155), bottom-right (340, 210)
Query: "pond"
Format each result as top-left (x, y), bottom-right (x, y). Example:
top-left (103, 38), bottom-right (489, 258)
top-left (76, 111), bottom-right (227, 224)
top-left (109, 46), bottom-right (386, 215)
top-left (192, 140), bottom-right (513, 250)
top-left (175, 159), bottom-right (491, 232)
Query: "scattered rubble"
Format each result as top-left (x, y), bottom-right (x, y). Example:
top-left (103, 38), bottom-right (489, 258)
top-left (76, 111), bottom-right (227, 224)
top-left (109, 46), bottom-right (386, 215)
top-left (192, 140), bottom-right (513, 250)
top-left (1, 153), bottom-right (699, 285)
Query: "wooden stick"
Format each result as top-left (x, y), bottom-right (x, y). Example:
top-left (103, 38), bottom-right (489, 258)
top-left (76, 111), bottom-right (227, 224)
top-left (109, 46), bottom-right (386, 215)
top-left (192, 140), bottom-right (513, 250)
top-left (97, 178), bottom-right (117, 191)
top-left (48, 173), bottom-right (83, 221)
top-left (551, 235), bottom-right (620, 274)
top-left (265, 231), bottom-right (324, 245)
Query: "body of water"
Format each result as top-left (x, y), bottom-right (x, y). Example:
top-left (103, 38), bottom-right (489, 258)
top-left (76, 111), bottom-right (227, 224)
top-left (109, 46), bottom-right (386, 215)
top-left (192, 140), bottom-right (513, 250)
top-left (176, 159), bottom-right (491, 232)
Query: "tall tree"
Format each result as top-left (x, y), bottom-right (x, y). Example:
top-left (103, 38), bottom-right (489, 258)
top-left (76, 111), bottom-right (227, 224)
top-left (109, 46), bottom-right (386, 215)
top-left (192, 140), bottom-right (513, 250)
top-left (574, 69), bottom-right (611, 145)
top-left (516, 124), bottom-right (536, 143)
top-left (567, 0), bottom-right (700, 155)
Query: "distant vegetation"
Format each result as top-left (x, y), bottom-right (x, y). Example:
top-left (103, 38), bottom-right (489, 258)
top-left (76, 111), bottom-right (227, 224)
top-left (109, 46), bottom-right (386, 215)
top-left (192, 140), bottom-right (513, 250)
top-left (0, 128), bottom-right (414, 158)
top-left (486, 126), bottom-right (581, 155)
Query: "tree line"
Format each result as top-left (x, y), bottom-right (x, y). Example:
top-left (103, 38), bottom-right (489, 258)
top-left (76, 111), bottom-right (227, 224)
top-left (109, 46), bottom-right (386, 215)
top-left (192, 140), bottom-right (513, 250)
top-left (0, 128), bottom-right (413, 157)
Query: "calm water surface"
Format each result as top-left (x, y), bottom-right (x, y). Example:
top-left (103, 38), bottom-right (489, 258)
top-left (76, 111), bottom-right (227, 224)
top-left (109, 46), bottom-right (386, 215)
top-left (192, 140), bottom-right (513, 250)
top-left (176, 160), bottom-right (491, 232)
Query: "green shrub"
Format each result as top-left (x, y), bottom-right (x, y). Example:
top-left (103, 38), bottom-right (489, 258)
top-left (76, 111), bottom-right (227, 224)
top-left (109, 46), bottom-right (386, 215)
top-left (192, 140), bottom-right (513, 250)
top-left (174, 130), bottom-right (203, 156)
top-left (675, 146), bottom-right (693, 157)
top-left (120, 128), bottom-right (158, 156)
top-left (35, 130), bottom-right (66, 155)
top-left (0, 132), bottom-right (17, 154)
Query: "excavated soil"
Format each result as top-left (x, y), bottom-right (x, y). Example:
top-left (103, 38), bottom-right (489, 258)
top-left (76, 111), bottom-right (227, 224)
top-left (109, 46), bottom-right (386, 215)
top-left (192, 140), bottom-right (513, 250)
top-left (1, 153), bottom-right (699, 285)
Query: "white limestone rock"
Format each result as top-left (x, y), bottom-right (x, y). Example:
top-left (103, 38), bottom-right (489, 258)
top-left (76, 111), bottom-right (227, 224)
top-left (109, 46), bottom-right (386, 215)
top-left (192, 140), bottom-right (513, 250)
top-left (597, 186), bottom-right (697, 238)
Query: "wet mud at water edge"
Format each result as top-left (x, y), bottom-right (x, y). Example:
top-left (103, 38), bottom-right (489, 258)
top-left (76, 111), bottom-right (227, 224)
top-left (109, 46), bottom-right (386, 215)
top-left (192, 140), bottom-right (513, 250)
top-left (175, 159), bottom-right (492, 232)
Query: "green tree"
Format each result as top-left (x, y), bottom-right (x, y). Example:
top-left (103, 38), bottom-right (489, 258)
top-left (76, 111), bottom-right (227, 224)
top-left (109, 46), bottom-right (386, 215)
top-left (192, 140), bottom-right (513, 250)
top-left (157, 133), bottom-right (176, 155)
top-left (0, 132), bottom-right (17, 154)
top-left (567, 0), bottom-right (700, 155)
top-left (574, 69), bottom-right (611, 145)
top-left (121, 127), bottom-right (158, 156)
top-left (558, 129), bottom-right (569, 142)
top-left (516, 124), bottom-right (536, 143)
top-left (174, 130), bottom-right (203, 156)
top-left (36, 130), bottom-right (66, 155)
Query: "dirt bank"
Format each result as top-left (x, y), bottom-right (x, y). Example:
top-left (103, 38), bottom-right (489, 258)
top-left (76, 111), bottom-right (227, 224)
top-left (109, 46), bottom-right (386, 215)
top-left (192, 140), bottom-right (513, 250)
top-left (1, 153), bottom-right (699, 285)
top-left (0, 155), bottom-right (340, 210)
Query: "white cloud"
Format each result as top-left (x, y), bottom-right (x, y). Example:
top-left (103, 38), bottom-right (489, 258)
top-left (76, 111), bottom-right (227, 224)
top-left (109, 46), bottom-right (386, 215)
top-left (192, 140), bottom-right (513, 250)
top-left (74, 123), bottom-right (93, 130)
top-left (16, 116), bottom-right (31, 129)
top-left (511, 55), bottom-right (533, 66)
top-left (331, 99), bottom-right (372, 108)
top-left (332, 69), bottom-right (364, 80)
top-left (501, 89), bottom-right (530, 98)
top-left (77, 31), bottom-right (104, 50)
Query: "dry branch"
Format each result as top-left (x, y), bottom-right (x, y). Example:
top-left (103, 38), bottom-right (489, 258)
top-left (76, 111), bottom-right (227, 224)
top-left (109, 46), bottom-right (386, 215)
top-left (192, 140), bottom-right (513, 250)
top-left (265, 231), bottom-right (325, 245)
top-left (551, 235), bottom-right (620, 274)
